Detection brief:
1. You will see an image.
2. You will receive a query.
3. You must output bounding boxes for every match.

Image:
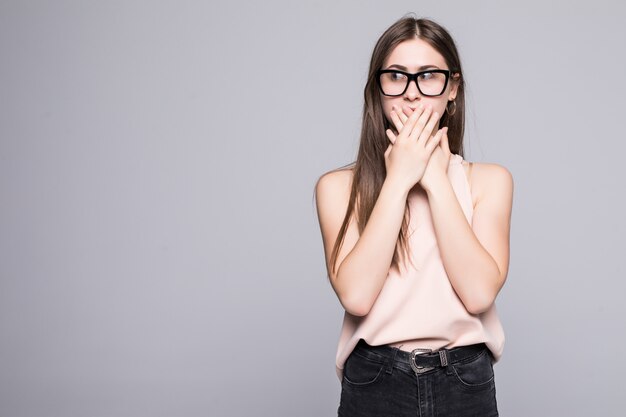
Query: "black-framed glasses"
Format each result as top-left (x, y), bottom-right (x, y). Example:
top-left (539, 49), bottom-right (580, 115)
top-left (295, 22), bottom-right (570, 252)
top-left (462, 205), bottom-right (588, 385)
top-left (376, 69), bottom-right (452, 97)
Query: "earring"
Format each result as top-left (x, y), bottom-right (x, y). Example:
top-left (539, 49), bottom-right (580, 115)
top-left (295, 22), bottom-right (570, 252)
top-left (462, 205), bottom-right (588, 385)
top-left (447, 100), bottom-right (457, 116)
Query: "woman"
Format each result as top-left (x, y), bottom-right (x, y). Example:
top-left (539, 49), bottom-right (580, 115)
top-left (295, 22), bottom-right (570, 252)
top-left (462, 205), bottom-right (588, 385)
top-left (314, 15), bottom-right (513, 417)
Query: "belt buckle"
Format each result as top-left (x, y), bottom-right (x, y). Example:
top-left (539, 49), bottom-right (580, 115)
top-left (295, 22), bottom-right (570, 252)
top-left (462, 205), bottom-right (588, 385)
top-left (410, 348), bottom-right (435, 374)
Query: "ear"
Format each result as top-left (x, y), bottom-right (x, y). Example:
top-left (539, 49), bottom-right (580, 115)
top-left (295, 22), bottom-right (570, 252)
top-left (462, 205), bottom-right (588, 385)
top-left (448, 73), bottom-right (460, 100)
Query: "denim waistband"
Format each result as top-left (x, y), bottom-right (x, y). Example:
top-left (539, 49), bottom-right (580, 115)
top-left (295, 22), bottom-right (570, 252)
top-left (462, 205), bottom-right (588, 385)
top-left (352, 338), bottom-right (490, 375)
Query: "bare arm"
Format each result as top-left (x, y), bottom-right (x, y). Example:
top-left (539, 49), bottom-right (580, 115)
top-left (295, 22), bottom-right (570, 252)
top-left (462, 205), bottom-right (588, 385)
top-left (424, 163), bottom-right (513, 314)
top-left (315, 171), bottom-right (409, 316)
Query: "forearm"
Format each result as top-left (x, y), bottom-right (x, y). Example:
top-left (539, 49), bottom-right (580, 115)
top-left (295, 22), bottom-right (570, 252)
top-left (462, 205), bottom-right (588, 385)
top-left (425, 177), bottom-right (501, 314)
top-left (336, 178), bottom-right (409, 316)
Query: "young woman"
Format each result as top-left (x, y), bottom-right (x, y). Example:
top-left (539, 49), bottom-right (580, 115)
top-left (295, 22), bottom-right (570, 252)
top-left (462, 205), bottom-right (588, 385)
top-left (315, 15), bottom-right (513, 416)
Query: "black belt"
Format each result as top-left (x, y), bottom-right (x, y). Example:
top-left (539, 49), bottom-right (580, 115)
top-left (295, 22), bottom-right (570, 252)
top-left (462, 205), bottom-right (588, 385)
top-left (354, 339), bottom-right (490, 375)
top-left (408, 343), bottom-right (488, 374)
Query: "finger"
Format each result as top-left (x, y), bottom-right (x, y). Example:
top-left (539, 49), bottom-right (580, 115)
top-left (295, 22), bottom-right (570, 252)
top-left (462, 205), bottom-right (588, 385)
top-left (401, 104), bottom-right (424, 124)
top-left (384, 143), bottom-right (393, 159)
top-left (398, 105), bottom-right (411, 124)
top-left (417, 110), bottom-right (441, 144)
top-left (425, 128), bottom-right (444, 152)
top-left (399, 105), bottom-right (424, 140)
top-left (389, 109), bottom-right (404, 135)
top-left (385, 128), bottom-right (397, 144)
top-left (408, 106), bottom-right (434, 142)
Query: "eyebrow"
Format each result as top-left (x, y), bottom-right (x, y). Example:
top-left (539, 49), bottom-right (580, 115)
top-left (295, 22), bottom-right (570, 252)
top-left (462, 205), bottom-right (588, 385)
top-left (386, 64), bottom-right (441, 71)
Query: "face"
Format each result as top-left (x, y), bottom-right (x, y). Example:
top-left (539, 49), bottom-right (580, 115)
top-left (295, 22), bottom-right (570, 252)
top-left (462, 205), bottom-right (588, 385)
top-left (379, 37), bottom-right (459, 131)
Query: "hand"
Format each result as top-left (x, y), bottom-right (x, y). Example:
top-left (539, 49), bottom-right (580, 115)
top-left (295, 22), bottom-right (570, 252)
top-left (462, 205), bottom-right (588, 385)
top-left (419, 126), bottom-right (451, 192)
top-left (384, 104), bottom-right (446, 193)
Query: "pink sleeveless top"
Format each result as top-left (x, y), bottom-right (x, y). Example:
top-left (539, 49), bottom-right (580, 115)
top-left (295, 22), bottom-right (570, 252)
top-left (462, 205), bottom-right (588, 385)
top-left (335, 153), bottom-right (505, 382)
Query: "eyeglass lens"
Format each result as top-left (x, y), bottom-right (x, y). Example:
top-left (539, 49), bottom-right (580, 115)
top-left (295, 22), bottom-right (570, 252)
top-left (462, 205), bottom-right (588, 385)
top-left (380, 71), bottom-right (447, 96)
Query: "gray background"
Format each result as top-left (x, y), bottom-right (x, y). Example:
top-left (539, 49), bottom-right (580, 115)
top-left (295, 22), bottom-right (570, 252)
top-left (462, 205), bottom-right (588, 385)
top-left (1, 1), bottom-right (624, 416)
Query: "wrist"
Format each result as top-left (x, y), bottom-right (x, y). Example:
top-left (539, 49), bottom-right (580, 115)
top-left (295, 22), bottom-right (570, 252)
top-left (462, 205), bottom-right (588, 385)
top-left (422, 174), bottom-right (450, 195)
top-left (382, 176), bottom-right (411, 199)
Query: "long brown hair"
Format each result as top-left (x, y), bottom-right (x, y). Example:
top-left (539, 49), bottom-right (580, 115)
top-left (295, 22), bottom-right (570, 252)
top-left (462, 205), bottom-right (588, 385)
top-left (327, 15), bottom-right (467, 276)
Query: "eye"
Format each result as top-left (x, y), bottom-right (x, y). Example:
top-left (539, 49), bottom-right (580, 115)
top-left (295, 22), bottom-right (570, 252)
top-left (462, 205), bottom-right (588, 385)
top-left (389, 71), bottom-right (407, 81)
top-left (418, 71), bottom-right (434, 80)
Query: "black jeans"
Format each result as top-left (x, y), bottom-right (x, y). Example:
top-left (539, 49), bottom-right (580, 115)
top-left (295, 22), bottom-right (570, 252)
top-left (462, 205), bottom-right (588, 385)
top-left (338, 339), bottom-right (499, 417)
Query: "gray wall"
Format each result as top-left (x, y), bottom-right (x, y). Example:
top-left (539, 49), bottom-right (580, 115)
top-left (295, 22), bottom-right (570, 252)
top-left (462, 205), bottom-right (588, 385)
top-left (1, 1), bottom-right (624, 416)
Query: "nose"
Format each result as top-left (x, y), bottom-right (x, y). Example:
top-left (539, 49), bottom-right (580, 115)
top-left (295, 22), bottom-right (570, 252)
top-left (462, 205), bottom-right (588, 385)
top-left (403, 78), bottom-right (421, 100)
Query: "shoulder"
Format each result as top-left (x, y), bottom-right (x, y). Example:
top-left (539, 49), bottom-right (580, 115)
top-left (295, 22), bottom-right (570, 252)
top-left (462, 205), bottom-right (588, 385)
top-left (314, 168), bottom-right (356, 222)
top-left (315, 167), bottom-right (355, 204)
top-left (465, 161), bottom-right (514, 208)
top-left (315, 167), bottom-right (354, 191)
